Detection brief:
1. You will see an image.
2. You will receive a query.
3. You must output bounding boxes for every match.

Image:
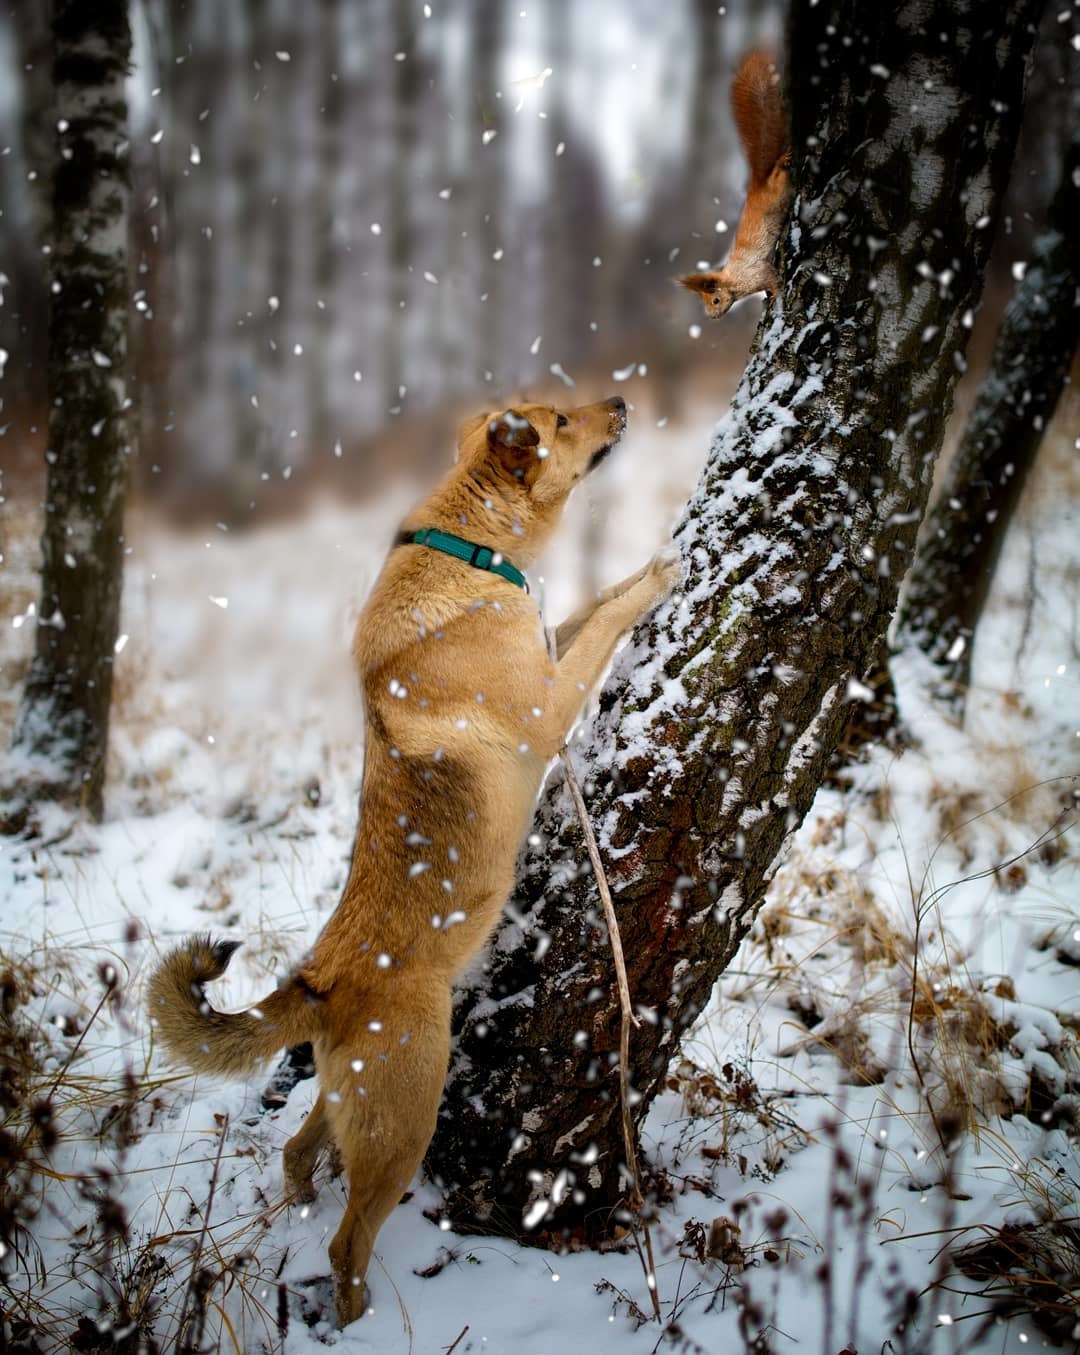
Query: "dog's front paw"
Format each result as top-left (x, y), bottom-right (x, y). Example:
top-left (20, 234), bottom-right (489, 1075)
top-left (642, 546), bottom-right (682, 606)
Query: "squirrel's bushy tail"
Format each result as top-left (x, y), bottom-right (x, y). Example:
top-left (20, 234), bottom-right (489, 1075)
top-left (148, 935), bottom-right (318, 1077)
top-left (730, 50), bottom-right (787, 187)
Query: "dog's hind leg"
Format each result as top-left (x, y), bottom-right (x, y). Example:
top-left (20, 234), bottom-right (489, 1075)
top-left (283, 1092), bottom-right (331, 1203)
top-left (322, 986), bottom-right (452, 1326)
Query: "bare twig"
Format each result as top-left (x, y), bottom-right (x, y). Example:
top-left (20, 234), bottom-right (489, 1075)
top-left (543, 614), bottom-right (661, 1320)
top-left (567, 754), bottom-right (661, 1323)
top-left (173, 1113), bottom-right (229, 1352)
top-left (560, 757), bottom-right (640, 1039)
top-left (15, 978), bottom-right (114, 1158)
top-left (556, 733), bottom-right (662, 1320)
top-left (444, 1325), bottom-right (470, 1355)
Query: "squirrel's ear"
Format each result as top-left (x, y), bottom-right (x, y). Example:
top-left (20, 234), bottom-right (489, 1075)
top-left (678, 272), bottom-right (720, 296)
top-left (487, 409), bottom-right (541, 480)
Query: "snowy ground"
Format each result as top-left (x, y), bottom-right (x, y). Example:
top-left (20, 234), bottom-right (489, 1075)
top-left (0, 381), bottom-right (1077, 1354)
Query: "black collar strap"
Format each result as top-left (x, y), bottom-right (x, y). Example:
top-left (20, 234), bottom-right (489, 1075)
top-left (399, 527), bottom-right (529, 591)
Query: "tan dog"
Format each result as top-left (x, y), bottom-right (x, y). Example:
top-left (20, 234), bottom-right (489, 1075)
top-left (148, 396), bottom-right (680, 1326)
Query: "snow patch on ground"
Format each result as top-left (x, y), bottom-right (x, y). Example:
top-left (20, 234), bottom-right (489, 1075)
top-left (0, 395), bottom-right (1077, 1352)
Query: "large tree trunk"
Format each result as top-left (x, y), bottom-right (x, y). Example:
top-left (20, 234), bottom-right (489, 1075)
top-left (5, 1), bottom-right (133, 825)
top-left (427, 0), bottom-right (1041, 1239)
top-left (898, 65), bottom-right (1080, 705)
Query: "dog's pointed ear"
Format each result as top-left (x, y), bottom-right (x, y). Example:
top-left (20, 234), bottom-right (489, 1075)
top-left (488, 409), bottom-right (541, 479)
top-left (678, 272), bottom-right (720, 296)
top-left (455, 410), bottom-right (489, 461)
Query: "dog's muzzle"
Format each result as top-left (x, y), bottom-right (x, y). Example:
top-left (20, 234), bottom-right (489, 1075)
top-left (587, 397), bottom-right (626, 472)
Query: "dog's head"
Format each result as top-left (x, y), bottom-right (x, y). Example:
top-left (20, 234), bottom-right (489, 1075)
top-left (678, 272), bottom-right (736, 319)
top-left (457, 397), bottom-right (627, 514)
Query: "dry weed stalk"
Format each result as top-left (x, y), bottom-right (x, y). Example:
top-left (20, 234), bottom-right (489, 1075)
top-left (544, 617), bottom-right (661, 1321)
top-left (559, 746), bottom-right (662, 1322)
top-left (172, 1116), bottom-right (230, 1355)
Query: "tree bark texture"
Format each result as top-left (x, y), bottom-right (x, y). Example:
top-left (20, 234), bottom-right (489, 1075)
top-left (7, 1), bottom-right (133, 824)
top-left (427, 0), bottom-right (1042, 1240)
top-left (898, 62), bottom-right (1080, 704)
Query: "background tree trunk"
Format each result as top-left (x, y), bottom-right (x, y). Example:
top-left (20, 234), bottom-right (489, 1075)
top-left (427, 0), bottom-right (1042, 1240)
top-left (472, 0), bottom-right (509, 390)
top-left (1, 1), bottom-right (52, 437)
top-left (382, 0), bottom-right (420, 418)
top-left (5, 1), bottom-right (133, 825)
top-left (898, 57), bottom-right (1080, 706)
top-left (307, 0), bottom-right (345, 459)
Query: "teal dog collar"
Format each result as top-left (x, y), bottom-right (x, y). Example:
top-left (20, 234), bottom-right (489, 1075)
top-left (401, 528), bottom-right (528, 591)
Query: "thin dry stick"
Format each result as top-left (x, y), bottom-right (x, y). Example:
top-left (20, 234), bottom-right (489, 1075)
top-left (15, 980), bottom-right (114, 1157)
top-left (444, 1326), bottom-right (470, 1355)
top-left (543, 620), bottom-right (661, 1319)
top-left (560, 757), bottom-right (640, 1039)
top-left (558, 740), bottom-right (662, 1322)
top-left (174, 1113), bottom-right (229, 1352)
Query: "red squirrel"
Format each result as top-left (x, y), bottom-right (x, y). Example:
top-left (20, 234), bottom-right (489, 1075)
top-left (679, 50), bottom-right (791, 317)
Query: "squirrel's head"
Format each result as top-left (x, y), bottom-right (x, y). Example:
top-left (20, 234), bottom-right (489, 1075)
top-left (677, 272), bottom-right (736, 319)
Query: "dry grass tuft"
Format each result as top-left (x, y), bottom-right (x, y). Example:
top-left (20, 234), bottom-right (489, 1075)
top-left (669, 1056), bottom-right (808, 1181)
top-left (0, 948), bottom-right (165, 1351)
top-left (0, 928), bottom-right (320, 1351)
top-left (950, 1159), bottom-right (1080, 1347)
top-left (0, 957), bottom-right (50, 1276)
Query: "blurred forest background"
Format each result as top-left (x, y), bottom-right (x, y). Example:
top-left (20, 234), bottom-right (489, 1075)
top-left (1, 0), bottom-right (791, 518)
top-left (0, 0), bottom-right (1074, 513)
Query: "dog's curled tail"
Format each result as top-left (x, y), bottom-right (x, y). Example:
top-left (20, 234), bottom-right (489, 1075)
top-left (148, 935), bottom-right (318, 1077)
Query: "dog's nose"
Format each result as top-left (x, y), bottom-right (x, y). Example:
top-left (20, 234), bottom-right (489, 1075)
top-left (609, 395), bottom-right (626, 414)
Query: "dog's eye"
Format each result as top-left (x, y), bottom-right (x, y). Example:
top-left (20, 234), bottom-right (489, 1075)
top-left (556, 414), bottom-right (569, 429)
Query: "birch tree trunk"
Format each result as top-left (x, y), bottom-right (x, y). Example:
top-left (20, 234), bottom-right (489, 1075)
top-left (5, 2), bottom-right (133, 825)
top-left (3, 1), bottom-right (52, 432)
top-left (383, 0), bottom-right (419, 417)
top-left (472, 0), bottom-right (509, 390)
top-left (427, 0), bottom-right (1041, 1238)
top-left (898, 64), bottom-right (1080, 706)
top-left (308, 0), bottom-right (345, 458)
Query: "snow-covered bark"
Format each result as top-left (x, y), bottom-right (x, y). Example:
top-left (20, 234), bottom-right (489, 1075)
top-left (6, 2), bottom-right (133, 824)
top-left (899, 78), bottom-right (1080, 705)
top-left (428, 0), bottom-right (1042, 1237)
